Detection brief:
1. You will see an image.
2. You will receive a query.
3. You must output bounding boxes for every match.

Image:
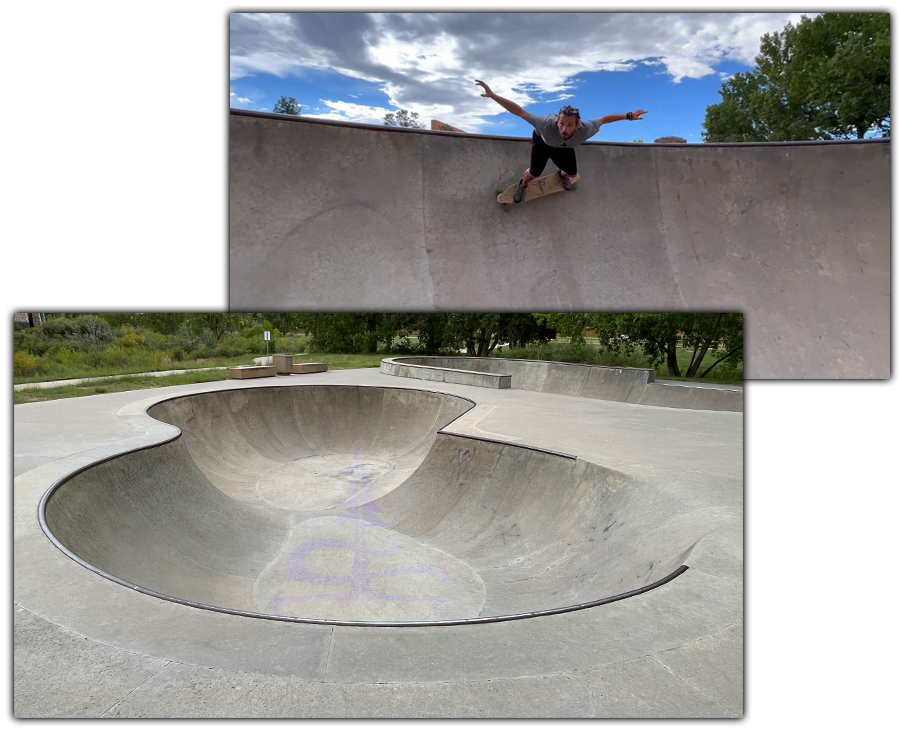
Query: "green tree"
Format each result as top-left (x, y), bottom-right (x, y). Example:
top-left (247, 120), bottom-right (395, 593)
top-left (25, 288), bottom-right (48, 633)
top-left (254, 313), bottom-right (306, 333)
top-left (302, 313), bottom-right (360, 353)
top-left (273, 96), bottom-right (301, 116)
top-left (703, 13), bottom-right (889, 141)
top-left (383, 109), bottom-right (426, 128)
top-left (532, 313), bottom-right (589, 344)
top-left (183, 314), bottom-right (243, 340)
top-left (586, 313), bottom-right (743, 378)
top-left (442, 314), bottom-right (551, 357)
top-left (301, 313), bottom-right (413, 354)
top-left (132, 313), bottom-right (189, 335)
top-left (409, 314), bottom-right (451, 352)
top-left (443, 314), bottom-right (501, 357)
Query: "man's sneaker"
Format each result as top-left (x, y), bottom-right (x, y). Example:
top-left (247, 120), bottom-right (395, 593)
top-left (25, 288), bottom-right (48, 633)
top-left (558, 170), bottom-right (573, 190)
top-left (513, 180), bottom-right (527, 203)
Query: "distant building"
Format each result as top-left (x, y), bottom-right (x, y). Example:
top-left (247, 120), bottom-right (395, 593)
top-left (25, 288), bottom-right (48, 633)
top-left (654, 136), bottom-right (687, 144)
top-left (431, 119), bottom-right (465, 133)
top-left (14, 312), bottom-right (45, 328)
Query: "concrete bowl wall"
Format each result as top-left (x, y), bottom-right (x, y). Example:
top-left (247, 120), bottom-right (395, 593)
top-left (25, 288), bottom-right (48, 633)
top-left (40, 385), bottom-right (708, 624)
top-left (382, 357), bottom-right (742, 412)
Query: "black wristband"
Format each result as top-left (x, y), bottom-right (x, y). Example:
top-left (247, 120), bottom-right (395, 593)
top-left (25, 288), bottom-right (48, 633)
top-left (626, 111), bottom-right (633, 121)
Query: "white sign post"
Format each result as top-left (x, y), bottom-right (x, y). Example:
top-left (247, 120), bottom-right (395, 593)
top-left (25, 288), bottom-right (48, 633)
top-left (264, 330), bottom-right (270, 356)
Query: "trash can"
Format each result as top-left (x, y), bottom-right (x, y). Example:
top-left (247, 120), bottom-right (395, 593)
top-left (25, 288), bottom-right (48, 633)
top-left (273, 353), bottom-right (294, 375)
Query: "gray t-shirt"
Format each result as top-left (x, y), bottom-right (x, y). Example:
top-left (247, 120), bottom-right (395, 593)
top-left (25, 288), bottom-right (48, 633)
top-left (522, 112), bottom-right (601, 148)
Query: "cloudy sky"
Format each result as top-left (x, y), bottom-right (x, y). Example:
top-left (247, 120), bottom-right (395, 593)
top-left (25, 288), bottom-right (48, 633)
top-left (229, 12), bottom-right (812, 142)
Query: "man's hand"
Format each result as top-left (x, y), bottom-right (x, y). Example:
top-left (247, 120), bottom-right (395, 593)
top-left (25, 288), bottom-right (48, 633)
top-left (475, 80), bottom-right (495, 98)
top-left (477, 81), bottom-right (528, 119)
top-left (629, 109), bottom-right (649, 121)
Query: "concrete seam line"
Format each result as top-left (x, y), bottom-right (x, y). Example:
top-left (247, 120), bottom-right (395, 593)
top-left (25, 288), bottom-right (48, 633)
top-left (647, 654), bottom-right (739, 717)
top-left (100, 660), bottom-right (173, 718)
top-left (437, 430), bottom-right (577, 460)
top-left (686, 566), bottom-right (743, 585)
top-left (15, 603), bottom-right (189, 670)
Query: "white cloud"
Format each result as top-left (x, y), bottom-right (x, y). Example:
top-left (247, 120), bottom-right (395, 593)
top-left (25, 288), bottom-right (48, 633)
top-left (316, 99), bottom-right (391, 124)
top-left (230, 12), bottom-right (815, 128)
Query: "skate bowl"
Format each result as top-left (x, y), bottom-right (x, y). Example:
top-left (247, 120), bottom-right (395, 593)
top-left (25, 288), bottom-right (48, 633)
top-left (39, 385), bottom-right (705, 626)
top-left (381, 356), bottom-right (742, 412)
top-left (229, 110), bottom-right (890, 379)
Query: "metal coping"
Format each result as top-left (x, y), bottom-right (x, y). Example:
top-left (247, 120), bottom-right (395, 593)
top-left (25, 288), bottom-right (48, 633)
top-left (33, 382), bottom-right (646, 628)
top-left (231, 108), bottom-right (890, 148)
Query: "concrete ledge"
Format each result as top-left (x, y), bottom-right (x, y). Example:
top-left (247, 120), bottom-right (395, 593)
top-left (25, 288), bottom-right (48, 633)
top-left (382, 357), bottom-right (741, 412)
top-left (291, 362), bottom-right (328, 374)
top-left (640, 382), bottom-right (743, 412)
top-left (385, 361), bottom-right (510, 389)
top-left (229, 366), bottom-right (277, 379)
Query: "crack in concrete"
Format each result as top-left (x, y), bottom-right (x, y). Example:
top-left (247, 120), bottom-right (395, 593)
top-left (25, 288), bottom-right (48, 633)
top-left (648, 653), bottom-right (739, 717)
top-left (323, 626), bottom-right (335, 676)
top-left (101, 660), bottom-right (173, 717)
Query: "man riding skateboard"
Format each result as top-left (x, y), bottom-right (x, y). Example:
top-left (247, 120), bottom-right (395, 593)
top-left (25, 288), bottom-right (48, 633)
top-left (475, 79), bottom-right (648, 203)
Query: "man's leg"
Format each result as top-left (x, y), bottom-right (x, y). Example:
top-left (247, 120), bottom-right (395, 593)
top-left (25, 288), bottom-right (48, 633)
top-left (515, 132), bottom-right (550, 202)
top-left (525, 132), bottom-right (551, 186)
top-left (551, 147), bottom-right (578, 189)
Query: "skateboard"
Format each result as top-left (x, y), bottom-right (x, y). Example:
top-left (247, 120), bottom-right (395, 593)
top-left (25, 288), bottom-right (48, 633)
top-left (497, 172), bottom-right (580, 204)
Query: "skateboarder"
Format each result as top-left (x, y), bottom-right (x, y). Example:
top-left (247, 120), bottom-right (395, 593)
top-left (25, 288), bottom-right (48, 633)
top-left (475, 80), bottom-right (648, 203)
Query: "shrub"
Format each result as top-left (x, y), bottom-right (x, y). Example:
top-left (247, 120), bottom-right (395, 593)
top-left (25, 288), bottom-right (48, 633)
top-left (13, 330), bottom-right (52, 356)
top-left (273, 334), bottom-right (306, 353)
top-left (116, 331), bottom-right (146, 349)
top-left (198, 328), bottom-right (217, 349)
top-left (42, 317), bottom-right (79, 339)
top-left (73, 315), bottom-right (116, 346)
top-left (14, 352), bottom-right (46, 377)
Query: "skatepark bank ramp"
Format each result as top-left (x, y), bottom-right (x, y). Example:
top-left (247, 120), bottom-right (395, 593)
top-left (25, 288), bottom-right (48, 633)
top-left (382, 356), bottom-right (743, 412)
top-left (229, 111), bottom-right (889, 379)
top-left (40, 385), bottom-right (712, 625)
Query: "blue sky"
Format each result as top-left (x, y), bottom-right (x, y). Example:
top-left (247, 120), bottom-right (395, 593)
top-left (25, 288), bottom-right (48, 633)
top-left (229, 12), bottom-right (812, 143)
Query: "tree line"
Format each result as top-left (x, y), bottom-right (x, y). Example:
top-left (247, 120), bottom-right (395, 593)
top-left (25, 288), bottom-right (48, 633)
top-left (33, 312), bottom-right (741, 379)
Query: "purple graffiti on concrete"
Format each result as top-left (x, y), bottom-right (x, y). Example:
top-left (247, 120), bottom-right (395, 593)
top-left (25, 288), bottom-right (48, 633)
top-left (264, 443), bottom-right (453, 618)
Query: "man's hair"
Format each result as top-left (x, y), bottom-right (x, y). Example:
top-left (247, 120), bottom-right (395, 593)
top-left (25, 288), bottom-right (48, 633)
top-left (558, 105), bottom-right (581, 120)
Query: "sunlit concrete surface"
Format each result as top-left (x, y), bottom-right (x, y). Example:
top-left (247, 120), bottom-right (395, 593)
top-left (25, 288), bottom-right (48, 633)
top-left (229, 111), bottom-right (889, 379)
top-left (15, 368), bottom-right (742, 718)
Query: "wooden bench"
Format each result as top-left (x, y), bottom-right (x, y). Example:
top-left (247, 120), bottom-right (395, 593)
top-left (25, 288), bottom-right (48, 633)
top-left (292, 362), bottom-right (328, 374)
top-left (228, 365), bottom-right (277, 379)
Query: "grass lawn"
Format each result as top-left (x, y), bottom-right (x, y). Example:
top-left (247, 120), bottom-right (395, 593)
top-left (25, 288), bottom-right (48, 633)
top-left (13, 354), bottom-right (391, 405)
top-left (14, 354), bottom-right (263, 385)
top-left (14, 370), bottom-right (232, 404)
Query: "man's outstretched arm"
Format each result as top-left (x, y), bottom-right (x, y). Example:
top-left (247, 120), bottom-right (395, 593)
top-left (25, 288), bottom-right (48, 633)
top-left (475, 80), bottom-right (529, 121)
top-left (597, 110), bottom-right (649, 125)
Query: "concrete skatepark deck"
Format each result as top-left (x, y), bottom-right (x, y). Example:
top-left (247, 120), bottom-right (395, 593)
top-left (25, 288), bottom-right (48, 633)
top-left (229, 110), bottom-right (889, 380)
top-left (15, 368), bottom-right (742, 717)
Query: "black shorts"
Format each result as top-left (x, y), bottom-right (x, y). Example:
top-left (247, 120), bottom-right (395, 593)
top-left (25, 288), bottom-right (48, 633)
top-left (529, 130), bottom-right (577, 176)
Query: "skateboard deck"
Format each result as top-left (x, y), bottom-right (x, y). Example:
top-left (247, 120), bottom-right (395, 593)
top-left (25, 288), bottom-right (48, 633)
top-left (497, 172), bottom-right (580, 204)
